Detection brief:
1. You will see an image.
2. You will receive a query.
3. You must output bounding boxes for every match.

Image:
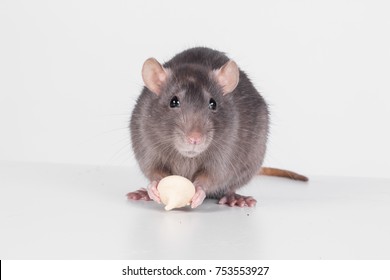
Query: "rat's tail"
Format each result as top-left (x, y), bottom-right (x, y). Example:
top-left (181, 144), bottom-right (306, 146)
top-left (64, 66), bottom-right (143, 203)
top-left (259, 167), bottom-right (309, 182)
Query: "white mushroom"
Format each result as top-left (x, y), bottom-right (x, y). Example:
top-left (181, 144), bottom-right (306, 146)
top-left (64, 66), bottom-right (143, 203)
top-left (158, 175), bottom-right (195, 211)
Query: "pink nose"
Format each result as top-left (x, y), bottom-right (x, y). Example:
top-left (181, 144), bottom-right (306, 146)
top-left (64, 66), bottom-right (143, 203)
top-left (187, 132), bottom-right (203, 145)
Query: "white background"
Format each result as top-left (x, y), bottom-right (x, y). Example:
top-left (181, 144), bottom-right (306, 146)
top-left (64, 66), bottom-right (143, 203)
top-left (1, 0), bottom-right (389, 178)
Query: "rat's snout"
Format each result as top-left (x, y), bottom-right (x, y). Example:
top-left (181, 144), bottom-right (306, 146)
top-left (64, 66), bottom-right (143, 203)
top-left (186, 131), bottom-right (203, 145)
top-left (174, 120), bottom-right (213, 158)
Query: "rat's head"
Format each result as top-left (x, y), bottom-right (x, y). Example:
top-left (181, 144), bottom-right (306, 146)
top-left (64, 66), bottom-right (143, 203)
top-left (141, 57), bottom-right (239, 158)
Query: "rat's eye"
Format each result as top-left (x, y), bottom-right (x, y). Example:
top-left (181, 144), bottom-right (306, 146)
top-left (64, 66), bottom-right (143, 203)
top-left (170, 96), bottom-right (180, 108)
top-left (209, 98), bottom-right (217, 110)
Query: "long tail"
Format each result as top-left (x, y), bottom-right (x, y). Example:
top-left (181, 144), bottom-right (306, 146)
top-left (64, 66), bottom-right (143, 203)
top-left (259, 167), bottom-right (309, 182)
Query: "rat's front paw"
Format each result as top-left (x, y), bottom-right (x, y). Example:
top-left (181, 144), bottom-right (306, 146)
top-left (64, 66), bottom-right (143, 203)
top-left (191, 186), bottom-right (206, 208)
top-left (147, 180), bottom-right (161, 203)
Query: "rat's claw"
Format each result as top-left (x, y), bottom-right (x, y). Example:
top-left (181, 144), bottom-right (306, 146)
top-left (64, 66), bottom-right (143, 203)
top-left (191, 186), bottom-right (206, 208)
top-left (147, 181), bottom-right (161, 203)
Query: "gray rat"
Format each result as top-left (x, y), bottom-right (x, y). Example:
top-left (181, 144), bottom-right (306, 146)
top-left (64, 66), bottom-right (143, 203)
top-left (127, 47), bottom-right (307, 208)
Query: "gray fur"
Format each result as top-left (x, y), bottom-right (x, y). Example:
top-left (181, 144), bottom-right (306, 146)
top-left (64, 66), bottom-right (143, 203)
top-left (130, 47), bottom-right (269, 198)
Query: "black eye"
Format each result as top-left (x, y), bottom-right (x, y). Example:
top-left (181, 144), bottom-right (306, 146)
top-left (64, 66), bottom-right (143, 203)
top-left (209, 98), bottom-right (217, 110)
top-left (170, 96), bottom-right (180, 108)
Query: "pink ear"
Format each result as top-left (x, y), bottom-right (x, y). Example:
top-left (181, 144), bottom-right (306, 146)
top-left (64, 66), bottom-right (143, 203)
top-left (142, 58), bottom-right (169, 95)
top-left (214, 60), bottom-right (239, 95)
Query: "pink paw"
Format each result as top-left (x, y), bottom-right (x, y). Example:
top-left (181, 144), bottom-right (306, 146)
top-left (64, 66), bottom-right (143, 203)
top-left (146, 180), bottom-right (161, 203)
top-left (126, 188), bottom-right (151, 201)
top-left (127, 181), bottom-right (161, 203)
top-left (191, 186), bottom-right (206, 208)
top-left (218, 193), bottom-right (257, 207)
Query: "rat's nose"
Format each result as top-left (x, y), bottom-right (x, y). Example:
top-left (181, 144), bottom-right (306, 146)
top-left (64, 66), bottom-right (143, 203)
top-left (186, 131), bottom-right (203, 145)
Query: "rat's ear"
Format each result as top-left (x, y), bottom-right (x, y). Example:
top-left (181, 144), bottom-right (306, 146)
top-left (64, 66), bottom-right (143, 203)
top-left (142, 58), bottom-right (169, 95)
top-left (214, 60), bottom-right (239, 95)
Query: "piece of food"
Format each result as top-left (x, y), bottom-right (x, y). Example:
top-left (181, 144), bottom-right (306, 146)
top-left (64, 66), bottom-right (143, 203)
top-left (157, 175), bottom-right (195, 211)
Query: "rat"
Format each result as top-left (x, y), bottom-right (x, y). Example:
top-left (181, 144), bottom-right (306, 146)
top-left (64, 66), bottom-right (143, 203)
top-left (127, 47), bottom-right (308, 208)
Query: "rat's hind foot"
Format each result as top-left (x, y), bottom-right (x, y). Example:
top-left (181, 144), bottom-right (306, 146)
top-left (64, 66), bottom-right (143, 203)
top-left (218, 193), bottom-right (257, 207)
top-left (126, 188), bottom-right (152, 201)
top-left (127, 181), bottom-right (161, 203)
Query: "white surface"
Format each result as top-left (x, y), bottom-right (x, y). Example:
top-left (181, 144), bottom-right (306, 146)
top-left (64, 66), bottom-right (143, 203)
top-left (1, 161), bottom-right (389, 260)
top-left (1, 0), bottom-right (390, 178)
